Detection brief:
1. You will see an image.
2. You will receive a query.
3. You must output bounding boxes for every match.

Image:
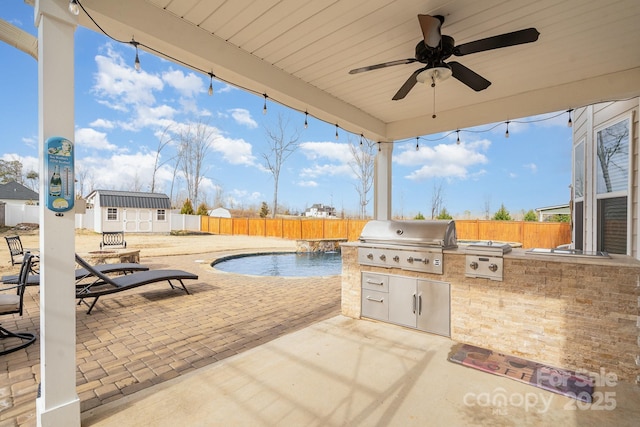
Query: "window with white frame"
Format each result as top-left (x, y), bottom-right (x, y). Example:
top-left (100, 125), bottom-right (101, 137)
top-left (595, 116), bottom-right (630, 254)
top-left (107, 208), bottom-right (118, 221)
top-left (573, 140), bottom-right (585, 250)
top-left (157, 209), bottom-right (166, 221)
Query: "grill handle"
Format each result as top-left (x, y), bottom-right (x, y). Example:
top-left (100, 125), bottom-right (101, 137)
top-left (365, 279), bottom-right (384, 286)
top-left (366, 296), bottom-right (384, 303)
top-left (413, 294), bottom-right (416, 313)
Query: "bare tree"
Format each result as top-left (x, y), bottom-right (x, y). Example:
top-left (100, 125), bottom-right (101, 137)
top-left (483, 194), bottom-right (492, 220)
top-left (597, 122), bottom-right (628, 193)
top-left (430, 181), bottom-right (445, 219)
top-left (74, 166), bottom-right (93, 198)
top-left (261, 113), bottom-right (301, 218)
top-left (151, 124), bottom-right (175, 193)
top-left (177, 120), bottom-right (215, 206)
top-left (348, 138), bottom-right (375, 219)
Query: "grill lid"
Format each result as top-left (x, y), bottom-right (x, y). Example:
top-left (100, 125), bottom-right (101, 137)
top-left (359, 220), bottom-right (457, 248)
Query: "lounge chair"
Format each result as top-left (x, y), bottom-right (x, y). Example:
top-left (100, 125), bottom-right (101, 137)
top-left (2, 261), bottom-right (150, 286)
top-left (74, 254), bottom-right (197, 314)
top-left (1, 253), bottom-right (37, 355)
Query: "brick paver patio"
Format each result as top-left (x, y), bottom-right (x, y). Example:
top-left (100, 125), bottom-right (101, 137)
top-left (0, 252), bottom-right (341, 426)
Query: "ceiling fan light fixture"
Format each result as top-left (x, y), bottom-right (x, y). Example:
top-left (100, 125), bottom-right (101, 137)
top-left (416, 65), bottom-right (452, 85)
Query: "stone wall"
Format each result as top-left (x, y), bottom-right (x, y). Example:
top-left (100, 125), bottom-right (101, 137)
top-left (341, 243), bottom-right (640, 383)
top-left (296, 239), bottom-right (346, 252)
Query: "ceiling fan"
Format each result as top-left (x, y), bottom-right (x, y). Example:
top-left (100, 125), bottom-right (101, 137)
top-left (349, 14), bottom-right (540, 100)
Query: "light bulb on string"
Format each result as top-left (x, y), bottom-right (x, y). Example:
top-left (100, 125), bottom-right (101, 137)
top-left (335, 124), bottom-right (339, 140)
top-left (68, 0), bottom-right (80, 15)
top-left (304, 111), bottom-right (308, 129)
top-left (567, 109), bottom-right (573, 127)
top-left (415, 137), bottom-right (419, 151)
top-left (208, 72), bottom-right (214, 96)
top-left (456, 130), bottom-right (460, 145)
top-left (378, 142), bottom-right (381, 152)
top-left (130, 39), bottom-right (141, 71)
top-left (505, 121), bottom-right (510, 138)
top-left (262, 94), bottom-right (268, 115)
top-left (359, 134), bottom-right (364, 145)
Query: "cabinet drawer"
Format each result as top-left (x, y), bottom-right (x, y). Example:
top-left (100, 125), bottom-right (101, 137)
top-left (361, 289), bottom-right (389, 321)
top-left (362, 272), bottom-right (388, 292)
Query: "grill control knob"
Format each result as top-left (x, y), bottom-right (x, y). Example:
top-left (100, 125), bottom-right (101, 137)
top-left (407, 257), bottom-right (414, 263)
top-left (367, 253), bottom-right (373, 260)
top-left (469, 261), bottom-right (479, 270)
top-left (379, 254), bottom-right (386, 261)
top-left (489, 263), bottom-right (498, 272)
top-left (393, 255), bottom-right (400, 262)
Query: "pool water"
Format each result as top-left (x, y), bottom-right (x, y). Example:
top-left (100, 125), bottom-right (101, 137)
top-left (213, 252), bottom-right (342, 277)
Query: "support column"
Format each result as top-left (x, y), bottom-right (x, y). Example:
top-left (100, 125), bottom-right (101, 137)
top-left (34, 1), bottom-right (80, 426)
top-left (373, 141), bottom-right (393, 220)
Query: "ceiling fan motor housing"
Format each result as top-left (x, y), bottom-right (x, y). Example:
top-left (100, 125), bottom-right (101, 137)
top-left (415, 35), bottom-right (455, 65)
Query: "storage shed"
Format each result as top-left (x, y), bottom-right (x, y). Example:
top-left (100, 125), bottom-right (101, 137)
top-left (85, 189), bottom-right (171, 233)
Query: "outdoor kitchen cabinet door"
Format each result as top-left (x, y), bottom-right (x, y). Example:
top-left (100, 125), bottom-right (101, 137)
top-left (416, 279), bottom-right (450, 337)
top-left (388, 276), bottom-right (419, 328)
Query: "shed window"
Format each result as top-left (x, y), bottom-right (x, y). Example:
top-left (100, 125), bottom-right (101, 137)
top-left (107, 208), bottom-right (118, 221)
top-left (157, 209), bottom-right (166, 221)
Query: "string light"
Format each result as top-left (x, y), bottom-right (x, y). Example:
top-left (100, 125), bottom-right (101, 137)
top-left (378, 142), bottom-right (381, 152)
top-left (208, 72), bottom-right (214, 96)
top-left (335, 124), bottom-right (339, 140)
top-left (415, 137), bottom-right (420, 151)
top-left (304, 111), bottom-right (308, 129)
top-left (505, 121), bottom-right (510, 138)
top-left (73, 4), bottom-right (628, 146)
top-left (68, 0), bottom-right (80, 15)
top-left (130, 38), bottom-right (141, 71)
top-left (359, 134), bottom-right (364, 145)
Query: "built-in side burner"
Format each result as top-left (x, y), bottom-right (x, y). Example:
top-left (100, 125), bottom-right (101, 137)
top-left (465, 241), bottom-right (511, 281)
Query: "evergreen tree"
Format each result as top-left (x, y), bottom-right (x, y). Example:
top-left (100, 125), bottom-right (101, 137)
top-left (493, 203), bottom-right (512, 220)
top-left (523, 209), bottom-right (537, 221)
top-left (259, 201), bottom-right (270, 218)
top-left (414, 212), bottom-right (425, 220)
top-left (436, 208), bottom-right (453, 220)
top-left (196, 202), bottom-right (208, 216)
top-left (181, 198), bottom-right (195, 215)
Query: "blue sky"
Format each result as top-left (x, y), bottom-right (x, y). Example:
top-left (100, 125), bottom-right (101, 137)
top-left (0, 1), bottom-right (572, 218)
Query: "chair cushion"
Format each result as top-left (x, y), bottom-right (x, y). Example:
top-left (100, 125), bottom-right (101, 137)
top-left (0, 294), bottom-right (20, 314)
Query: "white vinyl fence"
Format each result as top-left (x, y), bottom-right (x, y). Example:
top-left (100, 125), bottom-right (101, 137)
top-left (3, 203), bottom-right (201, 232)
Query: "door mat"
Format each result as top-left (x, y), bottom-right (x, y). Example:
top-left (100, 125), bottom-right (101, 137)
top-left (448, 343), bottom-right (594, 402)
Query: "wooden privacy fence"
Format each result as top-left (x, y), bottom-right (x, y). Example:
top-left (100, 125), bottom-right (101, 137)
top-left (200, 217), bottom-right (572, 249)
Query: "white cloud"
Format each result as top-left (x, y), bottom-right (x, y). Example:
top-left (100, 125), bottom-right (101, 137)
top-left (297, 180), bottom-right (318, 187)
top-left (74, 128), bottom-right (118, 151)
top-left (90, 118), bottom-right (115, 129)
top-left (162, 68), bottom-right (203, 98)
top-left (228, 108), bottom-right (258, 128)
top-left (396, 139), bottom-right (490, 180)
top-left (300, 163), bottom-right (353, 179)
top-left (92, 45), bottom-right (163, 108)
top-left (523, 162), bottom-right (538, 173)
top-left (300, 141), bottom-right (351, 162)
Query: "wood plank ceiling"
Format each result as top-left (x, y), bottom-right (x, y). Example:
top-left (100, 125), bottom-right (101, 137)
top-left (79, 0), bottom-right (640, 142)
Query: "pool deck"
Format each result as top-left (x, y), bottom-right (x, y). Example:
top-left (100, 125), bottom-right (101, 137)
top-left (2, 239), bottom-right (639, 426)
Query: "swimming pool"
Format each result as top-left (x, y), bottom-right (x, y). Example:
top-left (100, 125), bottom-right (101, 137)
top-left (212, 252), bottom-right (342, 277)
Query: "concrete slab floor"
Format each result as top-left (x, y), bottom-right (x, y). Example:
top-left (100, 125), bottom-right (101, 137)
top-left (82, 316), bottom-right (640, 427)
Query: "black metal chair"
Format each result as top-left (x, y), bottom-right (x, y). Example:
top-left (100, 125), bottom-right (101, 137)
top-left (0, 252), bottom-right (37, 356)
top-left (5, 235), bottom-right (26, 266)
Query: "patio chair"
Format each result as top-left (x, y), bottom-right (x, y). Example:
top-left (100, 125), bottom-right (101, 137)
top-left (74, 254), bottom-right (197, 314)
top-left (2, 260), bottom-right (150, 286)
top-left (5, 236), bottom-right (27, 266)
top-left (0, 253), bottom-right (37, 356)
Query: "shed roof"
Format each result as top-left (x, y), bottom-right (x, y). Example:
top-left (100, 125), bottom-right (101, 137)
top-left (87, 190), bottom-right (171, 209)
top-left (0, 181), bottom-right (39, 201)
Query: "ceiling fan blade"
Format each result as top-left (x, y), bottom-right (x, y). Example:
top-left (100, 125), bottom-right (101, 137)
top-left (349, 58), bottom-right (416, 74)
top-left (418, 14), bottom-right (444, 48)
top-left (392, 67), bottom-right (425, 100)
top-left (448, 61), bottom-right (491, 91)
top-left (454, 27), bottom-right (540, 56)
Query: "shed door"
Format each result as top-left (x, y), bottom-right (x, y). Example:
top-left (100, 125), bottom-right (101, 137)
top-left (123, 209), bottom-right (153, 232)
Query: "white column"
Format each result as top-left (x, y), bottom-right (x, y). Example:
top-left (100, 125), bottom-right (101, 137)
top-left (34, 1), bottom-right (80, 426)
top-left (373, 141), bottom-right (393, 220)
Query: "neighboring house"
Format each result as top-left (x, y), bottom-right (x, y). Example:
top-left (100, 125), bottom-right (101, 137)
top-left (571, 98), bottom-right (639, 256)
top-left (0, 181), bottom-right (39, 205)
top-left (305, 203), bottom-right (336, 218)
top-left (535, 204), bottom-right (570, 222)
top-left (85, 189), bottom-right (171, 233)
top-left (208, 207), bottom-right (231, 218)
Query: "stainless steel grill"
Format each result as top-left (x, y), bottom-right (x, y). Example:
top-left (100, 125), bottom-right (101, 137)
top-left (358, 220), bottom-right (457, 274)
